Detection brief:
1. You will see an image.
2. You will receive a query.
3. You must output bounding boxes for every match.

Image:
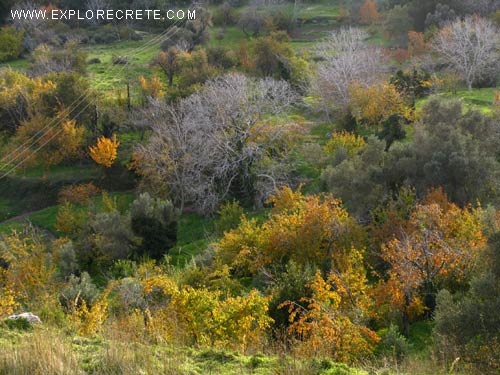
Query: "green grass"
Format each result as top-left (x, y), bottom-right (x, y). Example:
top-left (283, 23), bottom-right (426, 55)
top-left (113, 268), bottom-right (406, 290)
top-left (0, 191), bottom-right (135, 235)
top-left (209, 26), bottom-right (250, 49)
top-left (0, 58), bottom-right (30, 71)
top-left (83, 35), bottom-right (163, 93)
top-left (408, 321), bottom-right (433, 356)
top-left (169, 213), bottom-right (216, 266)
top-left (298, 1), bottom-right (341, 19)
top-left (0, 198), bottom-right (22, 222)
top-left (416, 87), bottom-right (497, 113)
top-left (16, 163), bottom-right (101, 180)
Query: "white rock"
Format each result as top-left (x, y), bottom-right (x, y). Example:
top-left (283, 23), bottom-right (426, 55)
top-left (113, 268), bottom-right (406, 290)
top-left (7, 312), bottom-right (42, 324)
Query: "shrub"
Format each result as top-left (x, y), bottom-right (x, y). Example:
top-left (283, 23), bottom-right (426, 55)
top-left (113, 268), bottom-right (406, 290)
top-left (130, 193), bottom-right (178, 260)
top-left (55, 203), bottom-right (88, 236)
top-left (59, 272), bottom-right (99, 309)
top-left (0, 27), bottom-right (24, 62)
top-left (376, 324), bottom-right (410, 362)
top-left (58, 183), bottom-right (101, 204)
top-left (214, 200), bottom-right (244, 236)
top-left (54, 240), bottom-right (79, 277)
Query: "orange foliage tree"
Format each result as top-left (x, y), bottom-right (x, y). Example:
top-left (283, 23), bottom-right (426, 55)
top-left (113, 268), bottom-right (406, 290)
top-left (89, 134), bottom-right (120, 168)
top-left (376, 189), bottom-right (484, 334)
top-left (407, 31), bottom-right (427, 56)
top-left (359, 0), bottom-right (380, 25)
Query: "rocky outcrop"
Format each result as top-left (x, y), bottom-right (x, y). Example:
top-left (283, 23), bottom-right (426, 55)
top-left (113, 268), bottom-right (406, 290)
top-left (7, 312), bottom-right (42, 324)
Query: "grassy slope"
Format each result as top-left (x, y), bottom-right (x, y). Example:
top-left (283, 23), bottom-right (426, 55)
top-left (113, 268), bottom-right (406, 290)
top-left (0, 326), bottom-right (373, 375)
top-left (83, 35), bottom-right (162, 91)
top-left (416, 87), bottom-right (498, 113)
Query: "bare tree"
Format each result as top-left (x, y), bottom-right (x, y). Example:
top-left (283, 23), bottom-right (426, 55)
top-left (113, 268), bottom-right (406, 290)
top-left (85, 0), bottom-right (111, 25)
top-left (133, 73), bottom-right (301, 214)
top-left (310, 27), bottom-right (383, 117)
top-left (432, 16), bottom-right (499, 91)
top-left (10, 1), bottom-right (44, 30)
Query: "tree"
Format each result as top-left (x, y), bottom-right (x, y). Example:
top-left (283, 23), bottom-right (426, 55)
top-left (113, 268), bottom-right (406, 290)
top-left (7, 115), bottom-right (84, 171)
top-left (407, 31), bottom-right (427, 57)
top-left (215, 187), bottom-right (365, 277)
top-left (390, 68), bottom-right (432, 107)
top-left (138, 76), bottom-right (164, 104)
top-left (0, 69), bottom-right (56, 133)
top-left (238, 8), bottom-right (267, 37)
top-left (432, 16), bottom-right (499, 90)
top-left (30, 41), bottom-right (87, 76)
top-left (377, 114), bottom-right (407, 151)
top-left (424, 3), bottom-right (457, 29)
top-left (280, 268), bottom-right (379, 361)
top-left (433, 230), bottom-right (500, 371)
top-left (348, 81), bottom-right (413, 128)
top-left (380, 197), bottom-right (484, 334)
top-left (359, 0), bottom-right (380, 25)
top-left (158, 48), bottom-right (180, 87)
top-left (130, 193), bottom-right (178, 260)
top-left (132, 73), bottom-right (300, 214)
top-left (310, 27), bottom-right (382, 115)
top-left (89, 134), bottom-right (120, 168)
top-left (384, 5), bottom-right (413, 46)
top-left (0, 26), bottom-right (24, 62)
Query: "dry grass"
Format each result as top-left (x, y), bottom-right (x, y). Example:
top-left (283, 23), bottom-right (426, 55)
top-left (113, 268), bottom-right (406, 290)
top-left (0, 328), bottom-right (81, 375)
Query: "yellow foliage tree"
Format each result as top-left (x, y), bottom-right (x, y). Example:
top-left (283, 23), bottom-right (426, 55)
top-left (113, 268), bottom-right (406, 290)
top-left (0, 270), bottom-right (20, 316)
top-left (349, 81), bottom-right (413, 127)
top-left (323, 131), bottom-right (366, 156)
top-left (216, 186), bottom-right (365, 276)
top-left (0, 230), bottom-right (58, 309)
top-left (280, 266), bottom-right (379, 361)
top-left (7, 116), bottom-right (84, 171)
top-left (89, 134), bottom-right (120, 168)
top-left (139, 275), bottom-right (272, 350)
top-left (70, 288), bottom-right (111, 336)
top-left (138, 75), bottom-right (165, 104)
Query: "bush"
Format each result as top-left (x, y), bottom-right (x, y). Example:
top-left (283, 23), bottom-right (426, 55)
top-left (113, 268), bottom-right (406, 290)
top-left (77, 210), bottom-right (137, 268)
top-left (433, 233), bottom-right (500, 372)
top-left (59, 272), bottom-right (99, 309)
top-left (206, 45), bottom-right (237, 69)
top-left (376, 324), bottom-right (410, 362)
top-left (88, 24), bottom-right (120, 44)
top-left (214, 200), bottom-right (244, 235)
top-left (130, 193), bottom-right (178, 260)
top-left (112, 55), bottom-right (129, 65)
top-left (238, 10), bottom-right (267, 37)
top-left (58, 183), bottom-right (101, 204)
top-left (0, 27), bottom-right (24, 62)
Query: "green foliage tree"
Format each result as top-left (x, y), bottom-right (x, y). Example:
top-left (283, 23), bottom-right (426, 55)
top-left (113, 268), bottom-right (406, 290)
top-left (0, 26), bottom-right (24, 62)
top-left (384, 5), bottom-right (413, 46)
top-left (130, 193), bottom-right (178, 260)
top-left (433, 232), bottom-right (500, 371)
